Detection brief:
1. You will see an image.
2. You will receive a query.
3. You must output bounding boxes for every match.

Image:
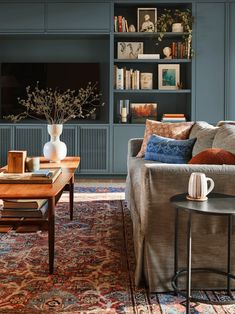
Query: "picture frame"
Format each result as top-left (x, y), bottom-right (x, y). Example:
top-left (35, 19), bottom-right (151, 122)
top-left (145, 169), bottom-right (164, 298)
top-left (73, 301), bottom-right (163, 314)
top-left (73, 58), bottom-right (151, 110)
top-left (137, 8), bottom-right (157, 32)
top-left (130, 103), bottom-right (157, 123)
top-left (158, 64), bottom-right (180, 90)
top-left (117, 42), bottom-right (144, 59)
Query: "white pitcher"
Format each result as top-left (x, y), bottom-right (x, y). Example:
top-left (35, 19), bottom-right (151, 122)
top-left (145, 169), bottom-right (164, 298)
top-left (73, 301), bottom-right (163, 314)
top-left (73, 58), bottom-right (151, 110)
top-left (188, 172), bottom-right (214, 200)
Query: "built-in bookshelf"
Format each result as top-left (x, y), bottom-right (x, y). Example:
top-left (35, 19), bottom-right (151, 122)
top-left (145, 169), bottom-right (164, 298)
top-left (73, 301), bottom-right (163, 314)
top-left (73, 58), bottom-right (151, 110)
top-left (112, 2), bottom-right (192, 124)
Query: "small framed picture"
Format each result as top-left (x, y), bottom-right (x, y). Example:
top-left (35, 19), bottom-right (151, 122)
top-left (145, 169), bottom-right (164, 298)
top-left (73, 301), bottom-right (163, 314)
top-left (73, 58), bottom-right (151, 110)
top-left (137, 8), bottom-right (157, 32)
top-left (158, 64), bottom-right (180, 90)
top-left (130, 103), bottom-right (157, 123)
top-left (117, 42), bottom-right (144, 59)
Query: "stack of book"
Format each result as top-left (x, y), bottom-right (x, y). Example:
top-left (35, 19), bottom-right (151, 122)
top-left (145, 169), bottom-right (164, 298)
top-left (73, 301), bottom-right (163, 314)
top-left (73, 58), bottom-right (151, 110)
top-left (171, 42), bottom-right (187, 59)
top-left (114, 66), bottom-right (140, 90)
top-left (161, 114), bottom-right (186, 123)
top-left (114, 16), bottom-right (129, 32)
top-left (1, 199), bottom-right (48, 218)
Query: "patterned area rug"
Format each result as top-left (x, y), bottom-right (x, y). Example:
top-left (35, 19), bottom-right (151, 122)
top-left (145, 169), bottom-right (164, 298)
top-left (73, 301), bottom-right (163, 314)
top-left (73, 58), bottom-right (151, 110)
top-left (0, 189), bottom-right (235, 313)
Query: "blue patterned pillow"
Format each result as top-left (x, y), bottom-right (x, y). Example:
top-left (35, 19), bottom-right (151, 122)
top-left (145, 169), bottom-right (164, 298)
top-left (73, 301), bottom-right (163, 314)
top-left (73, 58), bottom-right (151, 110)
top-left (144, 134), bottom-right (196, 164)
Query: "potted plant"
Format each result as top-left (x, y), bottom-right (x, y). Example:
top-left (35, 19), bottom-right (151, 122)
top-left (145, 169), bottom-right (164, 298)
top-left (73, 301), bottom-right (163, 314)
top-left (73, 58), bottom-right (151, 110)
top-left (5, 82), bottom-right (104, 162)
top-left (156, 8), bottom-right (193, 42)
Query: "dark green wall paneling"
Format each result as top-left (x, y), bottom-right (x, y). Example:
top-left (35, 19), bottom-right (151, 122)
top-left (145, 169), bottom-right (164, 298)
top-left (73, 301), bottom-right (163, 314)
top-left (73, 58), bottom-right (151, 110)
top-left (227, 3), bottom-right (235, 120)
top-left (113, 125), bottom-right (145, 173)
top-left (47, 3), bottom-right (110, 32)
top-left (0, 3), bottom-right (44, 32)
top-left (0, 126), bottom-right (13, 167)
top-left (195, 3), bottom-right (225, 124)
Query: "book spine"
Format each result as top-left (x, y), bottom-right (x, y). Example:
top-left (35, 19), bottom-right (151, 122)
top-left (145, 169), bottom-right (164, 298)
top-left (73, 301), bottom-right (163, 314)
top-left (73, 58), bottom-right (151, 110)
top-left (116, 68), bottom-right (124, 89)
top-left (114, 16), bottom-right (117, 32)
top-left (118, 16), bottom-right (122, 32)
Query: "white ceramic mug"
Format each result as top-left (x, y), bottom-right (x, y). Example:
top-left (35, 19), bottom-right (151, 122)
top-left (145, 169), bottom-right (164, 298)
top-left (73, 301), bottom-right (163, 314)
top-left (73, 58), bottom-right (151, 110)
top-left (26, 157), bottom-right (40, 172)
top-left (188, 172), bottom-right (214, 199)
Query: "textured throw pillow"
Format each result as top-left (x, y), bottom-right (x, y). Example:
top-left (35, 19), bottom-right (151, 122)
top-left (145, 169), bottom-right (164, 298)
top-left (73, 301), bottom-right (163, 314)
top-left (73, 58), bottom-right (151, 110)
top-left (144, 134), bottom-right (196, 164)
top-left (216, 121), bottom-right (235, 127)
top-left (189, 148), bottom-right (235, 164)
top-left (137, 120), bottom-right (194, 157)
top-left (189, 121), bottom-right (218, 156)
top-left (212, 124), bottom-right (235, 155)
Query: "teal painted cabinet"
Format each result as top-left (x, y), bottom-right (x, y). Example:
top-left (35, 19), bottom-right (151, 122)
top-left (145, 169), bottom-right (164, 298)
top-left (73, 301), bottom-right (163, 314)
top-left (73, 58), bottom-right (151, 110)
top-left (113, 125), bottom-right (145, 174)
top-left (47, 3), bottom-right (110, 32)
top-left (0, 4), bottom-right (44, 32)
top-left (195, 3), bottom-right (225, 124)
top-left (227, 2), bottom-right (235, 120)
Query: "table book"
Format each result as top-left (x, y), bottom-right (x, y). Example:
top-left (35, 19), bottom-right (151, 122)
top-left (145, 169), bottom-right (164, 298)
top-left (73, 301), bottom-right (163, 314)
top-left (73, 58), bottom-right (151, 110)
top-left (0, 201), bottom-right (48, 218)
top-left (3, 199), bottom-right (47, 209)
top-left (0, 168), bottom-right (62, 184)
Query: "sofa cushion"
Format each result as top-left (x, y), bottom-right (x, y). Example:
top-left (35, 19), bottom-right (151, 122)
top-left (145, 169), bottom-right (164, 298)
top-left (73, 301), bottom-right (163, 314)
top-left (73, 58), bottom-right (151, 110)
top-left (212, 124), bottom-right (235, 154)
top-left (189, 148), bottom-right (235, 164)
top-left (189, 121), bottom-right (218, 156)
top-left (216, 121), bottom-right (235, 127)
top-left (136, 119), bottom-right (194, 157)
top-left (144, 134), bottom-right (196, 164)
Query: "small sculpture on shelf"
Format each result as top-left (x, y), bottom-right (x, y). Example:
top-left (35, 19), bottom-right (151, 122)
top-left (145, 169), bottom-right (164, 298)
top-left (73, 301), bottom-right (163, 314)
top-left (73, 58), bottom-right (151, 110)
top-left (128, 25), bottom-right (136, 32)
top-left (163, 47), bottom-right (172, 59)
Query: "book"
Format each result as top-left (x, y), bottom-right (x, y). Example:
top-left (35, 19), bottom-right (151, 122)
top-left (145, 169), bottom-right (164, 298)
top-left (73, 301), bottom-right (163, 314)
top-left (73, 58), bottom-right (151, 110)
top-left (3, 198), bottom-right (47, 209)
top-left (137, 54), bottom-right (160, 60)
top-left (31, 169), bottom-right (52, 177)
top-left (1, 201), bottom-right (48, 218)
top-left (0, 167), bottom-right (62, 184)
top-left (116, 67), bottom-right (124, 89)
top-left (118, 16), bottom-right (122, 32)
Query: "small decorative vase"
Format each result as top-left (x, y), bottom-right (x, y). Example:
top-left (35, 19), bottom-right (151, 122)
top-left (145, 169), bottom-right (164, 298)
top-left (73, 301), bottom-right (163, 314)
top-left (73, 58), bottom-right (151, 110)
top-left (172, 23), bottom-right (183, 33)
top-left (43, 124), bottom-right (67, 162)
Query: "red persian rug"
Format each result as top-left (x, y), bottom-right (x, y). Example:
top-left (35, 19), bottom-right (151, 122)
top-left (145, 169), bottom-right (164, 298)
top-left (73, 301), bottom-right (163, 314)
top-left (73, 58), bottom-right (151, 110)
top-left (0, 194), bottom-right (235, 313)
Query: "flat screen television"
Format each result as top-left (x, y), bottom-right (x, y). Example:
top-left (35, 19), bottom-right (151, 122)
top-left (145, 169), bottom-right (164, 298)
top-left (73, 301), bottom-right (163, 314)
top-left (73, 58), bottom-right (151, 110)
top-left (1, 63), bottom-right (100, 119)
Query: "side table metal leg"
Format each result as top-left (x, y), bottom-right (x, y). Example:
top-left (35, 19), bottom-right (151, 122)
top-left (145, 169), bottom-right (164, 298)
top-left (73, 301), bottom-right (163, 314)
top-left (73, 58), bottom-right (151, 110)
top-left (174, 208), bottom-right (179, 293)
top-left (227, 214), bottom-right (232, 297)
top-left (186, 212), bottom-right (192, 314)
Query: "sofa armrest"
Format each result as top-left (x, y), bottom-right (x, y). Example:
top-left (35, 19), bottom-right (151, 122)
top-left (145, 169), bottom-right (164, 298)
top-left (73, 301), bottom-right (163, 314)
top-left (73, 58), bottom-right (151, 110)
top-left (128, 138), bottom-right (143, 157)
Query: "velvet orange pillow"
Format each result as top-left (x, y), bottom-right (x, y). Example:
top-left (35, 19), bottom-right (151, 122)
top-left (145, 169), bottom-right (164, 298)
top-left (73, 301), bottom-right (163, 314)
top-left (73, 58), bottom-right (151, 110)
top-left (137, 120), bottom-right (194, 157)
top-left (188, 148), bottom-right (235, 164)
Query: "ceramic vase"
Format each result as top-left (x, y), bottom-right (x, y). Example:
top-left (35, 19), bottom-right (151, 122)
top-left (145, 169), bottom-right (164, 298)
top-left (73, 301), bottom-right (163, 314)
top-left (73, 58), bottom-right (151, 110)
top-left (172, 23), bottom-right (183, 33)
top-left (43, 124), bottom-right (67, 162)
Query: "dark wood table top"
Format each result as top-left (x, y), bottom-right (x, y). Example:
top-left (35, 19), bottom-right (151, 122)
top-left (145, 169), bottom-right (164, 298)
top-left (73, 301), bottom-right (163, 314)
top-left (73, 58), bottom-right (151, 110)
top-left (0, 157), bottom-right (80, 199)
top-left (170, 193), bottom-right (235, 215)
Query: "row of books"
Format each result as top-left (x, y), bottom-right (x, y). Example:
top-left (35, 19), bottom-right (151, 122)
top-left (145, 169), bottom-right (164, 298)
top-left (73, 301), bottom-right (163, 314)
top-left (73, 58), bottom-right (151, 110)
top-left (161, 113), bottom-right (186, 122)
top-left (1, 199), bottom-right (48, 218)
top-left (114, 66), bottom-right (141, 90)
top-left (171, 41), bottom-right (190, 59)
top-left (114, 16), bottom-right (129, 32)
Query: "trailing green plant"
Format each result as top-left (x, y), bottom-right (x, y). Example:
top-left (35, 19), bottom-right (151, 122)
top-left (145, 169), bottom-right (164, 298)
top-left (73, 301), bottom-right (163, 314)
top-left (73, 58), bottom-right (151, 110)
top-left (156, 8), bottom-right (193, 42)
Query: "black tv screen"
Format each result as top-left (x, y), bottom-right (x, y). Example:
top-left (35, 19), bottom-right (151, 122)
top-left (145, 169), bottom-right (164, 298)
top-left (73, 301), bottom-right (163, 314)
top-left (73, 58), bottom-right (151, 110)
top-left (1, 63), bottom-right (100, 119)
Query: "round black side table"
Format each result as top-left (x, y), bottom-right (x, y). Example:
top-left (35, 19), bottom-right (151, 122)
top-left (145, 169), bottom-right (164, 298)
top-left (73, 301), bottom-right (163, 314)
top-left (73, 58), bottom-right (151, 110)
top-left (170, 193), bottom-right (235, 314)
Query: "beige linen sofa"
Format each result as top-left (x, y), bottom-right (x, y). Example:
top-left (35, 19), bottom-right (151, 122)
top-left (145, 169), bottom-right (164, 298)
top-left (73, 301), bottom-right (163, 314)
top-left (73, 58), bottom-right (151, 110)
top-left (126, 122), bottom-right (235, 292)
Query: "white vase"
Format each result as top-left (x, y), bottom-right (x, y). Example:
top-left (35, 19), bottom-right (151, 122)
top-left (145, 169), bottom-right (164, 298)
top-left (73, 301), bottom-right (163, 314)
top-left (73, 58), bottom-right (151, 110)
top-left (172, 23), bottom-right (184, 33)
top-left (43, 124), bottom-right (67, 162)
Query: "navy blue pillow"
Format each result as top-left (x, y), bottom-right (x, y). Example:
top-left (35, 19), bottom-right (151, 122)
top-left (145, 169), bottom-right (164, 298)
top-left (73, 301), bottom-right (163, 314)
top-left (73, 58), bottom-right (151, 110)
top-left (144, 134), bottom-right (196, 164)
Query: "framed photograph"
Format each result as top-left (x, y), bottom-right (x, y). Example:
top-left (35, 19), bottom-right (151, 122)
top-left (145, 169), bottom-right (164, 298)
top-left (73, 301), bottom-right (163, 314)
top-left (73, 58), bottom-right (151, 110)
top-left (117, 42), bottom-right (144, 59)
top-left (130, 103), bottom-right (157, 123)
top-left (137, 8), bottom-right (157, 32)
top-left (158, 64), bottom-right (180, 90)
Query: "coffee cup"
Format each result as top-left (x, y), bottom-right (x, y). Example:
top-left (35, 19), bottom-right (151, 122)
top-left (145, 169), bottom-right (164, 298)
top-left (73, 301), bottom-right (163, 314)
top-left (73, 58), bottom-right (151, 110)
top-left (188, 172), bottom-right (214, 200)
top-left (25, 157), bottom-right (40, 172)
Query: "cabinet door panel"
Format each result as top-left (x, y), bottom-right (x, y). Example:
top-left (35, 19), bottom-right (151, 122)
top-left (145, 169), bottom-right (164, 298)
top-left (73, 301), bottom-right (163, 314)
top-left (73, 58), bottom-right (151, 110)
top-left (0, 4), bottom-right (44, 32)
top-left (79, 127), bottom-right (109, 173)
top-left (0, 126), bottom-right (13, 167)
top-left (14, 125), bottom-right (47, 157)
top-left (113, 126), bottom-right (145, 174)
top-left (195, 3), bottom-right (225, 124)
top-left (227, 3), bottom-right (235, 120)
top-left (47, 3), bottom-right (110, 32)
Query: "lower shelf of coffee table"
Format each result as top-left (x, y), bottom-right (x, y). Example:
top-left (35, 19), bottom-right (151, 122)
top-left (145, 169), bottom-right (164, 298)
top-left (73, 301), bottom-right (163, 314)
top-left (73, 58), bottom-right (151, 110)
top-left (0, 217), bottom-right (48, 233)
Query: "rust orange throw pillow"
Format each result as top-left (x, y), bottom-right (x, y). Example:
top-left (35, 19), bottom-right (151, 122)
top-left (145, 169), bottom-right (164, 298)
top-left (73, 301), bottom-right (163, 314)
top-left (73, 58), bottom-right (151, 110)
top-left (137, 120), bottom-right (194, 157)
top-left (189, 148), bottom-right (235, 164)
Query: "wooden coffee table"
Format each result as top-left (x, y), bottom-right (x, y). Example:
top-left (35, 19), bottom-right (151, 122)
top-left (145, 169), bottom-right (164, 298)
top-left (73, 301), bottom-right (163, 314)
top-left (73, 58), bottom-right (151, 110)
top-left (0, 156), bottom-right (80, 274)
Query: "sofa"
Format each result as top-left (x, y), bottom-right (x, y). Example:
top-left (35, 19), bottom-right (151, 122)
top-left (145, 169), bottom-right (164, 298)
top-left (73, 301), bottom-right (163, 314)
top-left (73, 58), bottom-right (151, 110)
top-left (126, 121), bottom-right (235, 292)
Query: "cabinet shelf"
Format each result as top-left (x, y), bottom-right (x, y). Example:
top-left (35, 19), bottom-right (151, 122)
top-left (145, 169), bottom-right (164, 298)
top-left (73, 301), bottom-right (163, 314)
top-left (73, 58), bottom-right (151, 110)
top-left (113, 32), bottom-right (189, 38)
top-left (114, 59), bottom-right (191, 63)
top-left (113, 89), bottom-right (191, 94)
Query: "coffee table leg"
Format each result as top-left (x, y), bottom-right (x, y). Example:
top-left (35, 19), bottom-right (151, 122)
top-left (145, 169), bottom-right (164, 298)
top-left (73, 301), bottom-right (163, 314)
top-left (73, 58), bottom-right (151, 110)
top-left (174, 208), bottom-right (179, 293)
top-left (186, 212), bottom-right (192, 314)
top-left (48, 197), bottom-right (55, 274)
top-left (69, 175), bottom-right (74, 221)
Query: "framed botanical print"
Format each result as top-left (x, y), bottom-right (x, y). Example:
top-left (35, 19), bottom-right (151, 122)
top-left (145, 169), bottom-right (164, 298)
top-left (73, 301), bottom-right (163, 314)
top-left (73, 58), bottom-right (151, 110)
top-left (158, 64), bottom-right (180, 90)
top-left (117, 42), bottom-right (144, 59)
